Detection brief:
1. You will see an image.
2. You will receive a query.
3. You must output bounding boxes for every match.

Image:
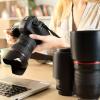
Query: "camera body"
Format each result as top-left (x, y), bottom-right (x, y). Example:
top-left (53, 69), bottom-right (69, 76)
top-left (12, 16), bottom-right (50, 43)
top-left (3, 16), bottom-right (50, 75)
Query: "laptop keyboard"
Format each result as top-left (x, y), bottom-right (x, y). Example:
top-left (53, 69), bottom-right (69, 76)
top-left (0, 81), bottom-right (29, 97)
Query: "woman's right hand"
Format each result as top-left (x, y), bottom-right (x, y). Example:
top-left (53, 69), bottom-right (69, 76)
top-left (29, 34), bottom-right (67, 52)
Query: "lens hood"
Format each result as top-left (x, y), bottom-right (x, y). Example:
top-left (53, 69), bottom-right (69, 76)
top-left (71, 30), bottom-right (100, 61)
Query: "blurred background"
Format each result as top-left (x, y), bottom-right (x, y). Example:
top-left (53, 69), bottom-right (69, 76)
top-left (0, 0), bottom-right (57, 38)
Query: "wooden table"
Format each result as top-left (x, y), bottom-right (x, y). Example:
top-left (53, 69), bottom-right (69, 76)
top-left (0, 59), bottom-right (77, 100)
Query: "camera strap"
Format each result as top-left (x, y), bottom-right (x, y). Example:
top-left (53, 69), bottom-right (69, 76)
top-left (47, 28), bottom-right (60, 38)
top-left (42, 23), bottom-right (60, 38)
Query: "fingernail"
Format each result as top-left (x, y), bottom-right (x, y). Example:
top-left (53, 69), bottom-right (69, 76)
top-left (29, 34), bottom-right (33, 38)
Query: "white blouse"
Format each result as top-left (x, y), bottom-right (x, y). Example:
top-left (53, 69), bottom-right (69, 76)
top-left (49, 1), bottom-right (100, 47)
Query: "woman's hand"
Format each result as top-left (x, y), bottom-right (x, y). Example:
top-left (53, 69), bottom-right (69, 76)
top-left (29, 34), bottom-right (67, 52)
top-left (5, 28), bottom-right (17, 46)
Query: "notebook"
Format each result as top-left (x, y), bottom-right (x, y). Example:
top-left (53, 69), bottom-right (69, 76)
top-left (0, 76), bottom-right (50, 100)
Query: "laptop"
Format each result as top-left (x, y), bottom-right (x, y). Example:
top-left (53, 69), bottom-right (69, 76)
top-left (0, 76), bottom-right (50, 100)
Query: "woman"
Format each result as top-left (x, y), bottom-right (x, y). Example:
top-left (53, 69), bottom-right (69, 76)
top-left (29, 0), bottom-right (100, 52)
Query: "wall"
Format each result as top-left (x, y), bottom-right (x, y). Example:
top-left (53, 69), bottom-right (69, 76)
top-left (35, 0), bottom-right (57, 6)
top-left (36, 0), bottom-right (57, 26)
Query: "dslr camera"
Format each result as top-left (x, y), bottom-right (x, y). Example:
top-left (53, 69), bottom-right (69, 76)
top-left (3, 16), bottom-right (59, 75)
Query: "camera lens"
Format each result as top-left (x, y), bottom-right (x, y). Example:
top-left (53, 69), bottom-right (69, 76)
top-left (74, 62), bottom-right (100, 100)
top-left (3, 34), bottom-right (36, 75)
top-left (53, 48), bottom-right (74, 96)
top-left (71, 30), bottom-right (100, 100)
top-left (3, 50), bottom-right (28, 75)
